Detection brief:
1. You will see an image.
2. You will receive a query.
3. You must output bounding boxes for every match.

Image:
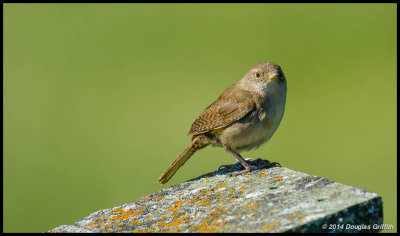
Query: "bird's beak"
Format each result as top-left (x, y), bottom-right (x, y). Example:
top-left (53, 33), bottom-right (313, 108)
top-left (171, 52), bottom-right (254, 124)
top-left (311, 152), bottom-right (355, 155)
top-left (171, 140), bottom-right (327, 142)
top-left (264, 71), bottom-right (279, 80)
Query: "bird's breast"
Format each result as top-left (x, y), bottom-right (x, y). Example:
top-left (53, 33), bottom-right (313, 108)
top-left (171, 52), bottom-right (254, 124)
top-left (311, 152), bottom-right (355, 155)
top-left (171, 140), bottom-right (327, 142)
top-left (218, 90), bottom-right (286, 152)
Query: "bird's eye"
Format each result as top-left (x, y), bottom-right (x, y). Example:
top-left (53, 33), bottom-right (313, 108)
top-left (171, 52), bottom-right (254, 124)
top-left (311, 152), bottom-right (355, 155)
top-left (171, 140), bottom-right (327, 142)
top-left (255, 72), bottom-right (261, 79)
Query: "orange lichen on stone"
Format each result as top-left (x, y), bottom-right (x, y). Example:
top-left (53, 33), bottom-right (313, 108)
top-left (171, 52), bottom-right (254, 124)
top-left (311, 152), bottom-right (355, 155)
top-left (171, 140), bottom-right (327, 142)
top-left (162, 220), bottom-right (183, 228)
top-left (257, 172), bottom-right (267, 178)
top-left (116, 214), bottom-right (129, 221)
top-left (185, 205), bottom-right (231, 233)
top-left (271, 176), bottom-right (283, 183)
top-left (134, 200), bottom-right (143, 205)
top-left (259, 224), bottom-right (275, 231)
top-left (130, 220), bottom-right (140, 225)
top-left (196, 199), bottom-right (210, 207)
top-left (152, 195), bottom-right (165, 201)
top-left (111, 207), bottom-right (124, 213)
top-left (180, 215), bottom-right (190, 221)
top-left (240, 186), bottom-right (246, 190)
top-left (244, 201), bottom-right (257, 209)
top-left (132, 208), bottom-right (144, 216)
top-left (185, 199), bottom-right (192, 205)
top-left (87, 222), bottom-right (95, 227)
top-left (298, 214), bottom-right (307, 222)
top-left (131, 227), bottom-right (152, 233)
top-left (204, 178), bottom-right (210, 183)
top-left (160, 226), bottom-right (184, 233)
top-left (211, 207), bottom-right (223, 217)
top-left (156, 220), bottom-right (166, 226)
top-left (156, 214), bottom-right (191, 232)
top-left (193, 193), bottom-right (204, 201)
top-left (212, 181), bottom-right (228, 189)
top-left (108, 208), bottom-right (144, 223)
top-left (163, 216), bottom-right (187, 228)
top-left (194, 223), bottom-right (220, 233)
top-left (205, 189), bottom-right (214, 194)
top-left (197, 228), bottom-right (219, 233)
top-left (169, 211), bottom-right (182, 219)
top-left (198, 218), bottom-right (225, 232)
top-left (167, 201), bottom-right (183, 211)
top-left (229, 194), bottom-right (238, 201)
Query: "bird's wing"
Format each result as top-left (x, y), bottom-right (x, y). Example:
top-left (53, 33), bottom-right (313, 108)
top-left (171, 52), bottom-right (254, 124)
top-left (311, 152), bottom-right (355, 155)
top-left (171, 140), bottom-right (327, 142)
top-left (188, 87), bottom-right (256, 136)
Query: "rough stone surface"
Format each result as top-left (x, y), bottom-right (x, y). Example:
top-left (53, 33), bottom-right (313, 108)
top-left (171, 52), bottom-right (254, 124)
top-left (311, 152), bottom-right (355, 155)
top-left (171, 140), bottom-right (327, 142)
top-left (47, 159), bottom-right (383, 233)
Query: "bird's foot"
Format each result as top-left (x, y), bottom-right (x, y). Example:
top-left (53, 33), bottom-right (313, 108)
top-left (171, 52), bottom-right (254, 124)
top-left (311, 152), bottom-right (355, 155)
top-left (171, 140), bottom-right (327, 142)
top-left (224, 158), bottom-right (281, 178)
top-left (226, 165), bottom-right (259, 177)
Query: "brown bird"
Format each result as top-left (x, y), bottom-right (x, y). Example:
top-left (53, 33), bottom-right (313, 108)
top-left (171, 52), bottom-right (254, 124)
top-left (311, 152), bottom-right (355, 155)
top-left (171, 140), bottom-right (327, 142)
top-left (158, 62), bottom-right (287, 184)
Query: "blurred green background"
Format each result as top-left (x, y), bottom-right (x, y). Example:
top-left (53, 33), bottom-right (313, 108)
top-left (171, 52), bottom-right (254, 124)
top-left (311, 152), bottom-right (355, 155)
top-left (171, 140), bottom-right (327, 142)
top-left (4, 3), bottom-right (396, 233)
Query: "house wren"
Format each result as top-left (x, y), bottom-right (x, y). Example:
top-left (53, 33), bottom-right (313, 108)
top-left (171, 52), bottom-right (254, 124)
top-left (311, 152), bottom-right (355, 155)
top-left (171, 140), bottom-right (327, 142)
top-left (158, 62), bottom-right (287, 184)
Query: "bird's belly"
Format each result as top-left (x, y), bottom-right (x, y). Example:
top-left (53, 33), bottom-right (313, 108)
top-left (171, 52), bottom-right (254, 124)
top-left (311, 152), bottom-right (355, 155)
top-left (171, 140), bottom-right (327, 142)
top-left (219, 121), bottom-right (272, 152)
top-left (218, 101), bottom-right (285, 152)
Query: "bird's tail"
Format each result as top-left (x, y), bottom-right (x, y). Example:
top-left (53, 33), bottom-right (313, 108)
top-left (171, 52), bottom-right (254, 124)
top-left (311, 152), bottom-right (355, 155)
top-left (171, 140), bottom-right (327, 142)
top-left (158, 136), bottom-right (209, 184)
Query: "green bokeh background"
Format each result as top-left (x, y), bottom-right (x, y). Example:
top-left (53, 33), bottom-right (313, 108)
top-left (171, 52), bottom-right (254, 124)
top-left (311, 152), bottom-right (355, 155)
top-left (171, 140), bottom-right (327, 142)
top-left (4, 3), bottom-right (396, 233)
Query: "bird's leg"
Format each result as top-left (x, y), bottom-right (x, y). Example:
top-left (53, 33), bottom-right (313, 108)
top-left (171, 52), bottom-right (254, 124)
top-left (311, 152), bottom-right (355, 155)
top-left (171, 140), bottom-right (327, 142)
top-left (225, 147), bottom-right (257, 177)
